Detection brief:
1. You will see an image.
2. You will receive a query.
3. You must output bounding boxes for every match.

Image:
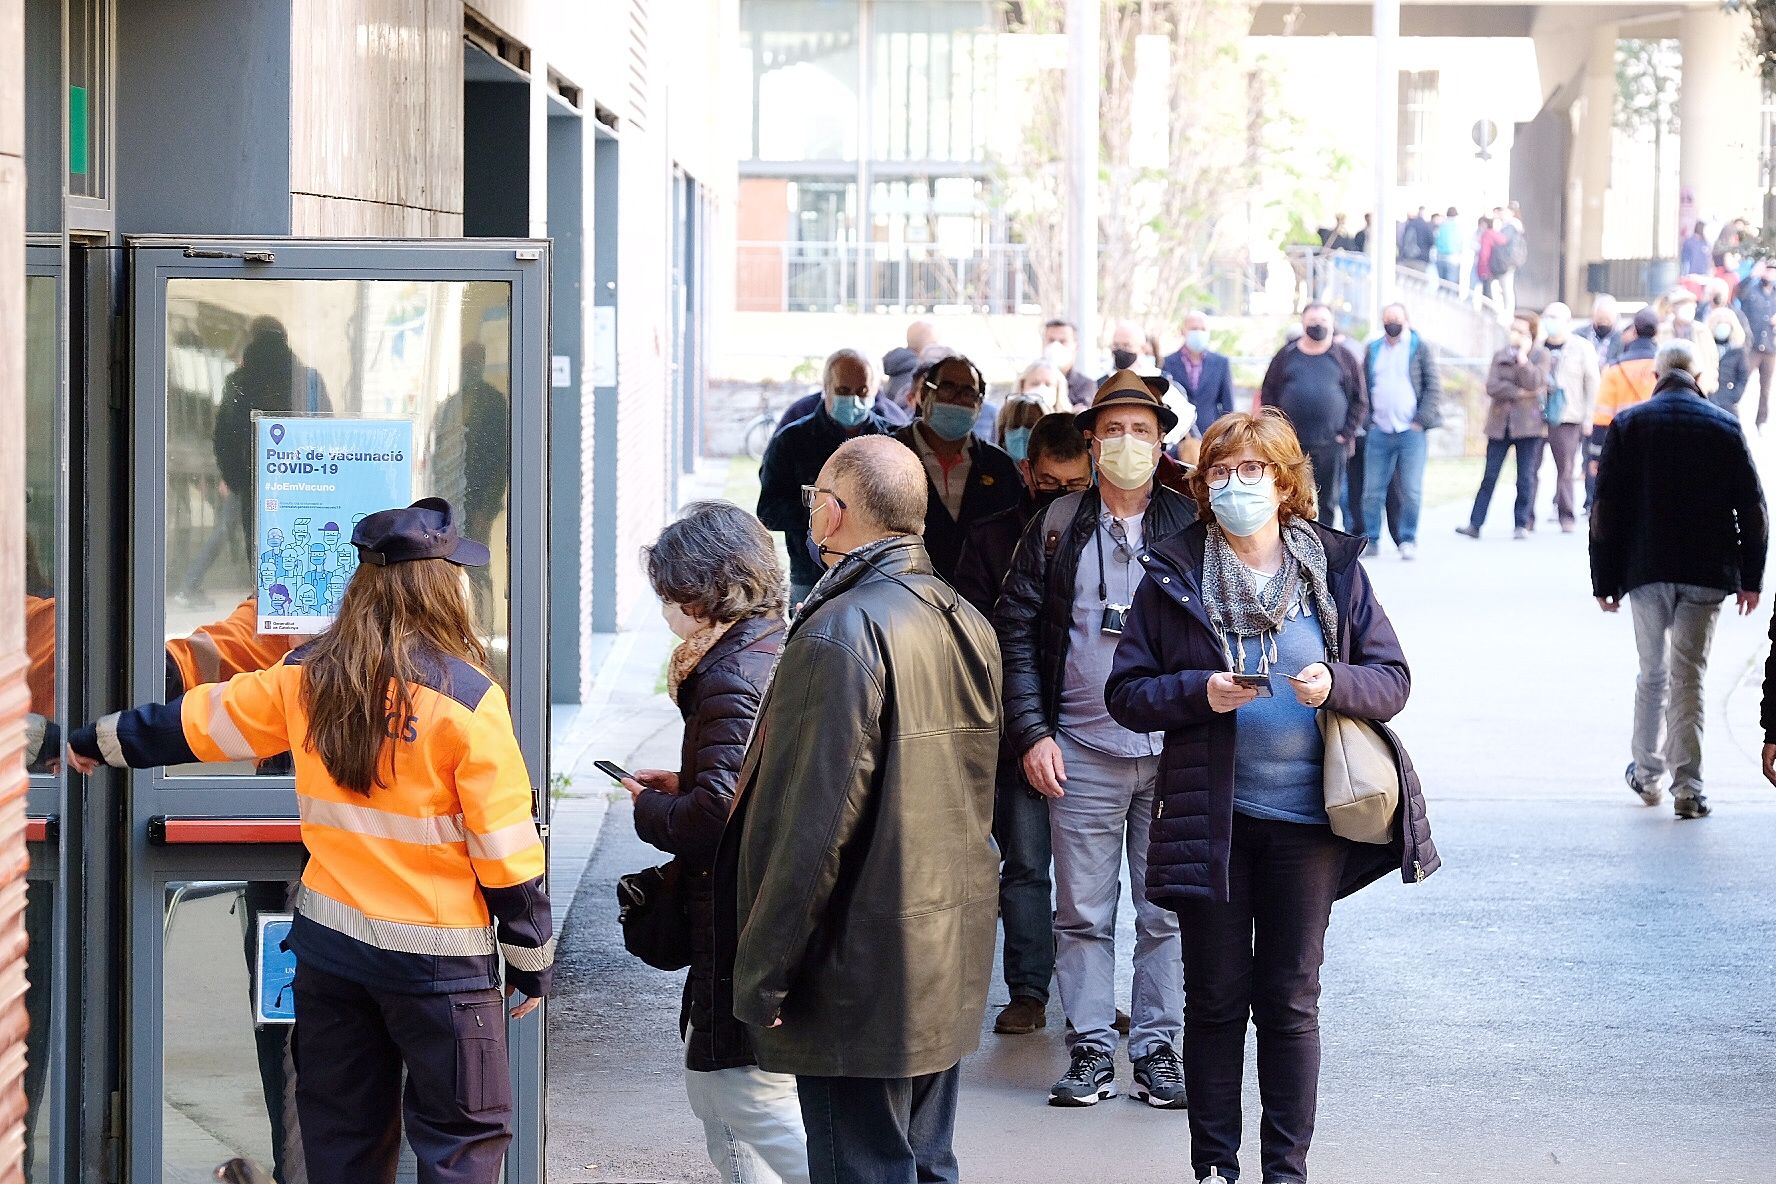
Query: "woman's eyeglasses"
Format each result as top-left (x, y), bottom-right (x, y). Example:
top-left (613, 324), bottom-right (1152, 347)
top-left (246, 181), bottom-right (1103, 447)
top-left (1205, 461), bottom-right (1276, 490)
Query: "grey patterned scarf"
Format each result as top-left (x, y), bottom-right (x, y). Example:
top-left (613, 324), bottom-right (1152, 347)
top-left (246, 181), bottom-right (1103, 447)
top-left (1202, 520), bottom-right (1339, 673)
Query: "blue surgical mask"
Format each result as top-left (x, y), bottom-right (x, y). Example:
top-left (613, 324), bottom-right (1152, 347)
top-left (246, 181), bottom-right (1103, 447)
top-left (1209, 476), bottom-right (1279, 538)
top-left (1004, 426), bottom-right (1032, 462)
top-left (830, 394), bottom-right (871, 428)
top-left (1184, 330), bottom-right (1210, 354)
top-left (926, 402), bottom-right (976, 442)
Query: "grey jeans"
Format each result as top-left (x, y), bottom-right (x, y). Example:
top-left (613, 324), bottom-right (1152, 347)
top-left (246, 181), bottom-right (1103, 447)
top-left (1049, 733), bottom-right (1183, 1059)
top-left (1628, 582), bottom-right (1727, 799)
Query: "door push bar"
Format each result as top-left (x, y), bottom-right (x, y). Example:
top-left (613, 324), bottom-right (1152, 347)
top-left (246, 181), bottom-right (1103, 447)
top-left (148, 816), bottom-right (303, 845)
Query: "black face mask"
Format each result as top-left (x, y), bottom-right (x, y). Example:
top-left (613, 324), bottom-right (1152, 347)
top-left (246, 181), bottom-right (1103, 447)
top-left (1111, 348), bottom-right (1139, 370)
top-left (1592, 320), bottom-right (1614, 335)
top-left (1383, 322), bottom-right (1404, 339)
top-left (1304, 324), bottom-right (1330, 343)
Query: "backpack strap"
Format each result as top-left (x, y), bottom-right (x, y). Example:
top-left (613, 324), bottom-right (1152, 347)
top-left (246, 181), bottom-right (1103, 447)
top-left (1041, 490), bottom-right (1085, 565)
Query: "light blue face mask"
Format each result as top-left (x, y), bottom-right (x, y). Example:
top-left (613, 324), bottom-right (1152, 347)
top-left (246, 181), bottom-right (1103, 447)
top-left (926, 401), bottom-right (977, 442)
top-left (1003, 426), bottom-right (1032, 462)
top-left (1209, 476), bottom-right (1279, 538)
top-left (1184, 329), bottom-right (1211, 354)
top-left (830, 394), bottom-right (871, 428)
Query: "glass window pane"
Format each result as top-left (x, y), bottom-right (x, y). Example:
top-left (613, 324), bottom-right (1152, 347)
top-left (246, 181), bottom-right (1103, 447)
top-left (24, 273), bottom-right (58, 773)
top-left (163, 279), bottom-right (514, 777)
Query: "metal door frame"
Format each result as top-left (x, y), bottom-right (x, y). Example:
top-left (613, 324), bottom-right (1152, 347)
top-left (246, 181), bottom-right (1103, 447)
top-left (122, 236), bottom-right (551, 1182)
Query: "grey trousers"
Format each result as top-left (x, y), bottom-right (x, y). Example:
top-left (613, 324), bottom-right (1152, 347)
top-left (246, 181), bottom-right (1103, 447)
top-left (1049, 733), bottom-right (1183, 1059)
top-left (1629, 582), bottom-right (1727, 799)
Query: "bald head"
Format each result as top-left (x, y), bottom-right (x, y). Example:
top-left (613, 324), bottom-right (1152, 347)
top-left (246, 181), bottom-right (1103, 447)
top-left (817, 437), bottom-right (928, 554)
top-left (907, 319), bottom-right (938, 353)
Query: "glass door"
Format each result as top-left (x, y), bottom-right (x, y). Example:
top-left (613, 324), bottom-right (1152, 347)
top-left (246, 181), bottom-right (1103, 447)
top-left (123, 237), bottom-right (550, 1184)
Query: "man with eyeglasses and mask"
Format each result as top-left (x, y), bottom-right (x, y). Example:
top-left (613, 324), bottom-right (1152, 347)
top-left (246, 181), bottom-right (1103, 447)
top-left (891, 354), bottom-right (1027, 584)
top-left (995, 371), bottom-right (1196, 1110)
top-left (758, 348), bottom-right (891, 606)
top-left (1259, 302), bottom-right (1368, 530)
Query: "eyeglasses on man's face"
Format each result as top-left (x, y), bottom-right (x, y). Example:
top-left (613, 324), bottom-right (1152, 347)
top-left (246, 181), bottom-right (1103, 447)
top-left (1033, 475), bottom-right (1092, 494)
top-left (1205, 460), bottom-right (1276, 490)
top-left (931, 380), bottom-right (983, 407)
top-left (801, 485), bottom-right (846, 511)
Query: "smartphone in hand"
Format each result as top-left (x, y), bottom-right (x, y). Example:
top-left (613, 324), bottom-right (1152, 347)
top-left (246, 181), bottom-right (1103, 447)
top-left (592, 760), bottom-right (635, 783)
top-left (1229, 672), bottom-right (1274, 698)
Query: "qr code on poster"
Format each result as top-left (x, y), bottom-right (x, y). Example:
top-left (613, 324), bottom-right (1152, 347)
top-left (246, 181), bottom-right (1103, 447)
top-left (264, 498), bottom-right (280, 514)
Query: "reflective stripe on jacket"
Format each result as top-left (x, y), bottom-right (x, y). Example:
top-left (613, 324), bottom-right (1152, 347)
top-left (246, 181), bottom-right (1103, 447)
top-left (165, 596), bottom-right (300, 693)
top-left (72, 645), bottom-right (554, 996)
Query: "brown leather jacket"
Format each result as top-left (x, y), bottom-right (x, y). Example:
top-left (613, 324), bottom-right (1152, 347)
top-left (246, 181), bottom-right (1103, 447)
top-left (721, 537), bottom-right (1002, 1078)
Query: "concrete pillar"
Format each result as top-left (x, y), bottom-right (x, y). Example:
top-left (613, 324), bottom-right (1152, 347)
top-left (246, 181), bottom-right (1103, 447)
top-left (1569, 24), bottom-right (1615, 299)
top-left (1678, 6), bottom-right (1765, 239)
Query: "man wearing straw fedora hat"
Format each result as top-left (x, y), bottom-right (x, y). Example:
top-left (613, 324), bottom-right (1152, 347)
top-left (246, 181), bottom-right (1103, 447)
top-left (995, 369), bottom-right (1197, 1110)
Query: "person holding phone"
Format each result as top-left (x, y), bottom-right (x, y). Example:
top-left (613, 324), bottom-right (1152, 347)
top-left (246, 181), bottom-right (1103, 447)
top-left (1105, 411), bottom-right (1436, 1184)
top-left (623, 502), bottom-right (807, 1184)
top-left (67, 498), bottom-right (551, 1184)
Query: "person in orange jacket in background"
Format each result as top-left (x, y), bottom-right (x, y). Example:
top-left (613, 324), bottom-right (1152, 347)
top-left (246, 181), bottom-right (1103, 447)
top-left (70, 498), bottom-right (551, 1184)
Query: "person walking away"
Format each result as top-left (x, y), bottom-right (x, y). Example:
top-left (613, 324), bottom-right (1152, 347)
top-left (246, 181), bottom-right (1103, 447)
top-left (1044, 319), bottom-right (1097, 407)
top-left (727, 437), bottom-right (1001, 1184)
top-left (1681, 221), bottom-right (1713, 278)
top-left (954, 413), bottom-right (1093, 1038)
top-left (1105, 410), bottom-right (1438, 1184)
top-left (1734, 259), bottom-right (1776, 428)
top-left (1163, 310), bottom-right (1237, 434)
top-left (1664, 288), bottom-right (1719, 399)
top-left (624, 504), bottom-right (806, 1184)
top-left (996, 395), bottom-right (1047, 463)
top-left (757, 349), bottom-right (890, 606)
top-left (1361, 303), bottom-right (1441, 560)
top-left (1258, 303), bottom-right (1368, 531)
top-left (1399, 207), bottom-right (1435, 273)
top-left (1540, 303), bottom-right (1601, 533)
top-left (892, 354), bottom-right (1027, 584)
top-left (1434, 207), bottom-right (1464, 287)
top-left (1710, 308), bottom-right (1750, 416)
top-left (1591, 341), bottom-right (1768, 819)
top-left (67, 499), bottom-right (552, 1184)
top-left (995, 372), bottom-right (1196, 1108)
top-left (1457, 310), bottom-right (1550, 540)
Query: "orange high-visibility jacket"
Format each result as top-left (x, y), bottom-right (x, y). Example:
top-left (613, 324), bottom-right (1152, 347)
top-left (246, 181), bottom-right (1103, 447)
top-left (1592, 354), bottom-right (1659, 431)
top-left (73, 645), bottom-right (553, 996)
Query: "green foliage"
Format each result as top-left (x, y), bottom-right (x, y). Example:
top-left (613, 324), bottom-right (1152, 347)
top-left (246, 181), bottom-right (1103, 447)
top-left (1615, 39), bottom-right (1680, 140)
top-left (1736, 0), bottom-right (1776, 89)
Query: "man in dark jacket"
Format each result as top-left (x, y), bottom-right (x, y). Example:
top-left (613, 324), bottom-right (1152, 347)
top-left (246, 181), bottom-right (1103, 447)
top-left (1258, 303), bottom-right (1368, 530)
top-left (1592, 340), bottom-right (1768, 820)
top-left (757, 349), bottom-right (891, 604)
top-left (1160, 309), bottom-right (1236, 431)
top-left (1360, 303), bottom-right (1441, 559)
top-left (729, 436), bottom-right (1000, 1183)
top-left (995, 372), bottom-right (1195, 1110)
top-left (892, 354), bottom-right (1027, 584)
top-left (1735, 261), bottom-right (1776, 427)
top-left (952, 413), bottom-right (1091, 1038)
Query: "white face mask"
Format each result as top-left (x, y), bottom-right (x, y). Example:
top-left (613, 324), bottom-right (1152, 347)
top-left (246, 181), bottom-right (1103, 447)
top-left (1023, 384), bottom-right (1059, 407)
top-left (1044, 340), bottom-right (1075, 370)
top-left (662, 601), bottom-right (701, 640)
top-left (1096, 435), bottom-right (1158, 490)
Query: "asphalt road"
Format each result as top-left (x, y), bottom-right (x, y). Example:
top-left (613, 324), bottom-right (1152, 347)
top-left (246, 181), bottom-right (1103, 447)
top-left (546, 464), bottom-right (1776, 1184)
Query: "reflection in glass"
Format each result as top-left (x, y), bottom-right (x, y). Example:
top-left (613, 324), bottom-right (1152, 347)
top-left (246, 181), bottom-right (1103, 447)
top-left (24, 273), bottom-right (58, 773)
top-left (162, 881), bottom-right (301, 1184)
top-left (163, 280), bottom-right (514, 776)
top-left (23, 877), bottom-right (52, 1181)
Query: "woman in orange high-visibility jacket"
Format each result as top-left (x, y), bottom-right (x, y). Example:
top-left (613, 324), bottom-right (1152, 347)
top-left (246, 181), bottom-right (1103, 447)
top-left (69, 497), bottom-right (552, 1184)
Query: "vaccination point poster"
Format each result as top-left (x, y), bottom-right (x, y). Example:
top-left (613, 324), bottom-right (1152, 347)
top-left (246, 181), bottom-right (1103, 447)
top-left (255, 415), bottom-right (414, 634)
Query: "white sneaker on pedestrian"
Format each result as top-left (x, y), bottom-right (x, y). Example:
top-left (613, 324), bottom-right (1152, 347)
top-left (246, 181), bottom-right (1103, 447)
top-left (1398, 542), bottom-right (1418, 561)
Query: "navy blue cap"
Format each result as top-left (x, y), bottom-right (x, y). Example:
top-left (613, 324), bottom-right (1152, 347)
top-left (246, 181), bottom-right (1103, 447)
top-left (351, 497), bottom-right (490, 568)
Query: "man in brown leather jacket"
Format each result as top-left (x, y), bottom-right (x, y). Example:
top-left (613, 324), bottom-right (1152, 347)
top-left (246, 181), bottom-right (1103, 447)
top-left (725, 435), bottom-right (1001, 1183)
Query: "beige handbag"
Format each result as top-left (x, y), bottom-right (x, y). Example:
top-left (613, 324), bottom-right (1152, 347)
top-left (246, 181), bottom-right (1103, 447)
top-left (1319, 713), bottom-right (1401, 845)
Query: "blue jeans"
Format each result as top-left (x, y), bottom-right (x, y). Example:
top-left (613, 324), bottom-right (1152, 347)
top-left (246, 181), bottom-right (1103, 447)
top-left (798, 1066), bottom-right (960, 1184)
top-left (993, 775), bottom-right (1054, 1003)
top-left (1435, 259), bottom-right (1459, 285)
top-left (1361, 429), bottom-right (1427, 545)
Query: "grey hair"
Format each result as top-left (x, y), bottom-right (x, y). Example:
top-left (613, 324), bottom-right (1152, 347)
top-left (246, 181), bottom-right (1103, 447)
top-left (822, 348), bottom-right (875, 395)
top-left (828, 436), bottom-right (927, 537)
top-left (642, 501), bottom-right (787, 623)
top-left (1656, 338), bottom-right (1699, 379)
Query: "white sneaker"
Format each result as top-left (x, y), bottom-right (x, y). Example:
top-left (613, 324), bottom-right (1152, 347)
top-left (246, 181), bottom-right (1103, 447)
top-left (1398, 541), bottom-right (1418, 561)
top-left (1199, 1175), bottom-right (1233, 1184)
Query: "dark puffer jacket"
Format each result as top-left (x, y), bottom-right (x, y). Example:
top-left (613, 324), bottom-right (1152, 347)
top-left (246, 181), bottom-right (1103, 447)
top-left (632, 614), bottom-right (784, 1072)
top-left (995, 484), bottom-right (1198, 758)
top-left (1105, 520), bottom-right (1439, 907)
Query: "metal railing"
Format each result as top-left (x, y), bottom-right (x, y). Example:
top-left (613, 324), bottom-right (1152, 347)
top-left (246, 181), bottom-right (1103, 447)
top-left (736, 241), bottom-right (1043, 315)
top-left (1287, 246), bottom-right (1510, 361)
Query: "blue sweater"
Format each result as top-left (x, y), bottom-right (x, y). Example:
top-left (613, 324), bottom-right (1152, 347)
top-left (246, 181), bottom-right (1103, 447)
top-left (1229, 579), bottom-right (1331, 826)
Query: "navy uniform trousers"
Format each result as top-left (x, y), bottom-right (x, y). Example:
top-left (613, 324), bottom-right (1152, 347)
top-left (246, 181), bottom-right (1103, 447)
top-left (293, 963), bottom-right (513, 1184)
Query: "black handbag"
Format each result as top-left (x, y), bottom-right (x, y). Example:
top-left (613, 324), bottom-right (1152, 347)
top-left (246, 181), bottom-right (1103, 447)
top-left (616, 860), bottom-right (692, 971)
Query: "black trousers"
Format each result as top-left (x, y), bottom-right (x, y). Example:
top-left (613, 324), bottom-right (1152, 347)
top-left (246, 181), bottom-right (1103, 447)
top-left (1302, 441), bottom-right (1345, 530)
top-left (293, 963), bottom-right (512, 1184)
top-left (1175, 815), bottom-right (1345, 1184)
top-left (1469, 436), bottom-right (1545, 532)
top-left (798, 1065), bottom-right (962, 1184)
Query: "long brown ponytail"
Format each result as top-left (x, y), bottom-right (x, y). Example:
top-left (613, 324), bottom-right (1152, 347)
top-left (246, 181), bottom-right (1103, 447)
top-left (300, 558), bottom-right (489, 794)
